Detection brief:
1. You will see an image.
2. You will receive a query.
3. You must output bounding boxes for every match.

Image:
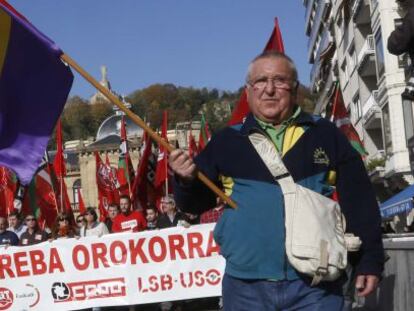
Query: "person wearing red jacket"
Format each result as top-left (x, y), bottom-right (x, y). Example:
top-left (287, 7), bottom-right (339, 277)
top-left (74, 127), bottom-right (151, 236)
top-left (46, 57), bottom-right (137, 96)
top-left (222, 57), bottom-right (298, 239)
top-left (111, 195), bottom-right (146, 233)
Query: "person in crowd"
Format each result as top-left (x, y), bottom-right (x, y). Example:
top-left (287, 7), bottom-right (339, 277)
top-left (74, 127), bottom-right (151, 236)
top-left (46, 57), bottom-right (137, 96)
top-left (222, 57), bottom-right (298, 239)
top-left (8, 209), bottom-right (27, 239)
top-left (111, 195), bottom-right (146, 233)
top-left (169, 51), bottom-right (384, 310)
top-left (200, 197), bottom-right (224, 224)
top-left (51, 213), bottom-right (77, 239)
top-left (75, 213), bottom-right (85, 235)
top-left (157, 195), bottom-right (190, 229)
top-left (145, 205), bottom-right (159, 230)
top-left (19, 214), bottom-right (49, 246)
top-left (80, 207), bottom-right (109, 237)
top-left (0, 216), bottom-right (18, 246)
top-left (184, 212), bottom-right (200, 225)
top-left (388, 0), bottom-right (414, 100)
top-left (105, 203), bottom-right (119, 233)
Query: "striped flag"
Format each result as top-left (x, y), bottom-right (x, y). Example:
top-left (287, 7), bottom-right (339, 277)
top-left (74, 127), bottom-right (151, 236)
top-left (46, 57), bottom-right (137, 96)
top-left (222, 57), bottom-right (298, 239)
top-left (0, 0), bottom-right (73, 184)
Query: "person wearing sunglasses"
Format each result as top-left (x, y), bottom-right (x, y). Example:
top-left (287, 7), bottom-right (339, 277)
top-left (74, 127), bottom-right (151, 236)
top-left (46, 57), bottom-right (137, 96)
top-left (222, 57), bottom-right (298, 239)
top-left (75, 214), bottom-right (85, 235)
top-left (19, 214), bottom-right (49, 246)
top-left (51, 213), bottom-right (77, 239)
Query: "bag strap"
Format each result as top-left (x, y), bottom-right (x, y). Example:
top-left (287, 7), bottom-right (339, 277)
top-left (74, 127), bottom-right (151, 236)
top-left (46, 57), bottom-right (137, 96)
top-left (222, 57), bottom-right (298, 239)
top-left (248, 132), bottom-right (296, 194)
top-left (249, 131), bottom-right (329, 286)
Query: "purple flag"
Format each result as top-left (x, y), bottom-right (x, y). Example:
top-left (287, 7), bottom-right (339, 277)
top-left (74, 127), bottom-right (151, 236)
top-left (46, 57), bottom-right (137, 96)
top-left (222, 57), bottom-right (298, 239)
top-left (0, 1), bottom-right (73, 184)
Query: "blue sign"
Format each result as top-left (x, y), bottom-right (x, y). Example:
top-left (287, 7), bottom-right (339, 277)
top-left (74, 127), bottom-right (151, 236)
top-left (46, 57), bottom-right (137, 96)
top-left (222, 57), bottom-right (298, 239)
top-left (380, 199), bottom-right (414, 218)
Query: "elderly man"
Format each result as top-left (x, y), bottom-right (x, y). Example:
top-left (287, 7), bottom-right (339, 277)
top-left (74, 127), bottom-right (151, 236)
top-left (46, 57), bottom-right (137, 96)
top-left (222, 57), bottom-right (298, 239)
top-left (157, 195), bottom-right (190, 229)
top-left (169, 51), bottom-right (384, 310)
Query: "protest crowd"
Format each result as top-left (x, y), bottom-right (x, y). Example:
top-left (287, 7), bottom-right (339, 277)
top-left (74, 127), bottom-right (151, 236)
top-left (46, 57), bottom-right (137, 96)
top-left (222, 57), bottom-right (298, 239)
top-left (0, 193), bottom-right (224, 311)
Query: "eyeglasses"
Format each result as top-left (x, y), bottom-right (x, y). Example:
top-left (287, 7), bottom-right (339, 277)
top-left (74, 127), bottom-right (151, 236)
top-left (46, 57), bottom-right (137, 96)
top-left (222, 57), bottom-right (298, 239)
top-left (247, 76), bottom-right (298, 91)
top-left (25, 218), bottom-right (36, 222)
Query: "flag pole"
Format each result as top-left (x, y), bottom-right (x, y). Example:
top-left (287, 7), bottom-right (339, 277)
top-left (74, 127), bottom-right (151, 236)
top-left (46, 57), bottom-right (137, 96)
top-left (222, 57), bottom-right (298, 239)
top-left (60, 53), bottom-right (236, 209)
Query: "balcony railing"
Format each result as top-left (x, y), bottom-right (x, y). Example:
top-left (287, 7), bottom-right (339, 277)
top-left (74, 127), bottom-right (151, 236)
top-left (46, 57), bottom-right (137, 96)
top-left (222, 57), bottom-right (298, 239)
top-left (362, 90), bottom-right (380, 124)
top-left (357, 35), bottom-right (375, 66)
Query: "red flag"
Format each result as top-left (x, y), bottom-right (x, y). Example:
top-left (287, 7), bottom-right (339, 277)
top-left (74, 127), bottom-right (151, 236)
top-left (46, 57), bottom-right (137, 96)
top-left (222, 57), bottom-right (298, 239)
top-left (22, 162), bottom-right (59, 229)
top-left (106, 154), bottom-right (121, 201)
top-left (228, 18), bottom-right (285, 125)
top-left (154, 111), bottom-right (169, 189)
top-left (0, 166), bottom-right (17, 217)
top-left (264, 17), bottom-right (285, 52)
top-left (51, 120), bottom-right (73, 220)
top-left (96, 152), bottom-right (119, 221)
top-left (78, 190), bottom-right (86, 215)
top-left (188, 127), bottom-right (199, 158)
top-left (117, 116), bottom-right (135, 196)
top-left (331, 83), bottom-right (368, 157)
top-left (53, 119), bottom-right (67, 178)
top-left (131, 131), bottom-right (151, 209)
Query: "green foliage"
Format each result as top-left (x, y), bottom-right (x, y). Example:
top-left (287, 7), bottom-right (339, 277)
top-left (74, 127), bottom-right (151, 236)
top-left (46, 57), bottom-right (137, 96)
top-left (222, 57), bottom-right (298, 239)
top-left (127, 84), bottom-right (238, 130)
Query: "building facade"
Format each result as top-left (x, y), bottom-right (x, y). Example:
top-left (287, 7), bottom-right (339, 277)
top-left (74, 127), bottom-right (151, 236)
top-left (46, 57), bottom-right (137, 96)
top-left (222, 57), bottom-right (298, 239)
top-left (303, 0), bottom-right (413, 197)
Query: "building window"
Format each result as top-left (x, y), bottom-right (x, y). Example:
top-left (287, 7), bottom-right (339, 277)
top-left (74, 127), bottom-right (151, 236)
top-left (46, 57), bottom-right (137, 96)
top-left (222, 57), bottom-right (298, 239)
top-left (349, 44), bottom-right (356, 73)
top-left (375, 29), bottom-right (385, 79)
top-left (341, 60), bottom-right (349, 85)
top-left (382, 103), bottom-right (393, 155)
top-left (353, 94), bottom-right (362, 122)
top-left (72, 178), bottom-right (81, 212)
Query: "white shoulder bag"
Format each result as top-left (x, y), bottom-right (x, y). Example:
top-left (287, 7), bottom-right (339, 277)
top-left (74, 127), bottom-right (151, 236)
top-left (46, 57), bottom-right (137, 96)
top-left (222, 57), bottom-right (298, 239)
top-left (249, 132), bottom-right (361, 286)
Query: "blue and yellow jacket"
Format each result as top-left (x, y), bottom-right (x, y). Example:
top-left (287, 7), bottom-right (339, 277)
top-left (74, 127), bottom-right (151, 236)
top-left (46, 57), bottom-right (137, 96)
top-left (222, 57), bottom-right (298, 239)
top-left (174, 112), bottom-right (384, 280)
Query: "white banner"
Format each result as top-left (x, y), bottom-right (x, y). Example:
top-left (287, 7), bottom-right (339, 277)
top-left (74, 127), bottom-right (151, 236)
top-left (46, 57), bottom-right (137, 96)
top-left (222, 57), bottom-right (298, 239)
top-left (0, 223), bottom-right (225, 311)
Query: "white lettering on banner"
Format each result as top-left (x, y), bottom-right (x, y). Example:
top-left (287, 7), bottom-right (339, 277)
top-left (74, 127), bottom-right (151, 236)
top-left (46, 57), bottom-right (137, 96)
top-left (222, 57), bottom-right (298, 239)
top-left (121, 219), bottom-right (138, 231)
top-left (0, 224), bottom-right (225, 311)
top-left (53, 278), bottom-right (126, 302)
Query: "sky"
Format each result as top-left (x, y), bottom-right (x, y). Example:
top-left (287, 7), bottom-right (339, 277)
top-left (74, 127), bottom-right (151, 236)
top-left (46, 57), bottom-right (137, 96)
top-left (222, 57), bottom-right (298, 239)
top-left (10, 0), bottom-right (312, 100)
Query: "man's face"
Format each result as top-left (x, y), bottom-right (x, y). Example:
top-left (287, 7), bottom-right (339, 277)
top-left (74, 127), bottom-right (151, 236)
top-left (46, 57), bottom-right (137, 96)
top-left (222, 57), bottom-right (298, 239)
top-left (8, 215), bottom-right (19, 229)
top-left (246, 57), bottom-right (297, 124)
top-left (0, 217), bottom-right (7, 233)
top-left (108, 206), bottom-right (119, 219)
top-left (120, 198), bottom-right (131, 214)
top-left (146, 209), bottom-right (157, 222)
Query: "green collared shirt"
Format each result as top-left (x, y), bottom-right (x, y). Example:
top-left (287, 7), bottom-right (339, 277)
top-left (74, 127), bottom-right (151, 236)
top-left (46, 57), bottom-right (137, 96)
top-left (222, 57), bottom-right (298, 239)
top-left (255, 106), bottom-right (302, 152)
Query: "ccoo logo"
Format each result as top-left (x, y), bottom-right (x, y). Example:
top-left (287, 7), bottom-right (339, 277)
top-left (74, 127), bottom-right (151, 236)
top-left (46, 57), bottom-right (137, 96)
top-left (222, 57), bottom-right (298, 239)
top-left (51, 282), bottom-right (70, 301)
top-left (0, 287), bottom-right (13, 310)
